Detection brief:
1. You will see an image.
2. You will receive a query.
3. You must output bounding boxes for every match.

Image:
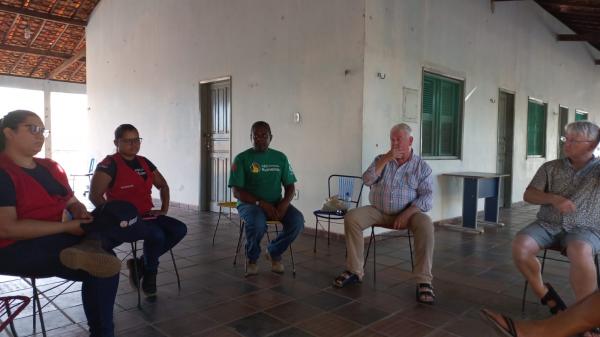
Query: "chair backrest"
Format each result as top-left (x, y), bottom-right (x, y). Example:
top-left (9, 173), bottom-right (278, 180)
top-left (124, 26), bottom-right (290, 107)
top-left (0, 295), bottom-right (30, 332)
top-left (87, 158), bottom-right (96, 174)
top-left (328, 174), bottom-right (364, 209)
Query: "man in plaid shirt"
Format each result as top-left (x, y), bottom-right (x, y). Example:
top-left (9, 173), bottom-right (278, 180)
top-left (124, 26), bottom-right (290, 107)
top-left (333, 123), bottom-right (435, 304)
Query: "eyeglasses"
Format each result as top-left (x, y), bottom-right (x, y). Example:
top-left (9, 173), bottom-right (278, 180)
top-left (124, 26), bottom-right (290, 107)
top-left (22, 124), bottom-right (50, 137)
top-left (560, 136), bottom-right (595, 144)
top-left (119, 137), bottom-right (142, 145)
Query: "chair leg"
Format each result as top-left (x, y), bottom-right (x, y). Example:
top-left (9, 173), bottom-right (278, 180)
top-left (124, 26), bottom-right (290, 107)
top-left (131, 242), bottom-right (141, 309)
top-left (313, 216), bottom-right (319, 253)
top-left (373, 229), bottom-right (377, 284)
top-left (408, 233), bottom-right (414, 271)
top-left (289, 244), bottom-right (296, 278)
top-left (521, 280), bottom-right (529, 314)
top-left (170, 249), bottom-right (181, 291)
top-left (32, 279), bottom-right (47, 337)
top-left (327, 217), bottom-right (331, 246)
top-left (212, 206), bottom-right (223, 245)
top-left (363, 226), bottom-right (374, 269)
top-left (233, 221), bottom-right (245, 265)
top-left (6, 299), bottom-right (19, 337)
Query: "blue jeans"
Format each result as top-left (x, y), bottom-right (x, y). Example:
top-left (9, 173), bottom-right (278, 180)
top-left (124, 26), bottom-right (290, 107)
top-left (0, 234), bottom-right (120, 337)
top-left (237, 203), bottom-right (304, 262)
top-left (140, 215), bottom-right (187, 273)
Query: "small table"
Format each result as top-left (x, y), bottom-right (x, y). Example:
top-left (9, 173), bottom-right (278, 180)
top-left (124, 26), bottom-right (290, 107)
top-left (442, 172), bottom-right (510, 233)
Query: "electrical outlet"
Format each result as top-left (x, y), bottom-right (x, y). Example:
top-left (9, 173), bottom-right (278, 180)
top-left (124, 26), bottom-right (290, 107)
top-left (294, 189), bottom-right (299, 200)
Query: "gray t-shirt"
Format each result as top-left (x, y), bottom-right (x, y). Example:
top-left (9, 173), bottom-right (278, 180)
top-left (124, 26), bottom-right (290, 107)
top-left (529, 157), bottom-right (600, 235)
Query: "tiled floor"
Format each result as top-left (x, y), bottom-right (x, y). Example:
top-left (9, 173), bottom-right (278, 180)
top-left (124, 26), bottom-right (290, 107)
top-left (0, 204), bottom-right (577, 337)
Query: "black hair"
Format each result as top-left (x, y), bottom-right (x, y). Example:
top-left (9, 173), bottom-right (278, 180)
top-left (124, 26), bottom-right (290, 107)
top-left (250, 121), bottom-right (272, 137)
top-left (0, 110), bottom-right (38, 151)
top-left (114, 124), bottom-right (138, 140)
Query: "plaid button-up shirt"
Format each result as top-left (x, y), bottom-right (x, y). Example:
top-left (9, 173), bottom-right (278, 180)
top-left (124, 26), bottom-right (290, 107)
top-left (363, 151), bottom-right (433, 215)
top-left (529, 157), bottom-right (600, 235)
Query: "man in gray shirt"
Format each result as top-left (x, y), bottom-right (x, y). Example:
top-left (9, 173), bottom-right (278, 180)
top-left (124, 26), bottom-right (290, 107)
top-left (514, 121), bottom-right (600, 315)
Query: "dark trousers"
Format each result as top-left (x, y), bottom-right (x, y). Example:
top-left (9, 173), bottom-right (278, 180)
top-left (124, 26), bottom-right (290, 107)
top-left (139, 215), bottom-right (187, 273)
top-left (0, 234), bottom-right (119, 337)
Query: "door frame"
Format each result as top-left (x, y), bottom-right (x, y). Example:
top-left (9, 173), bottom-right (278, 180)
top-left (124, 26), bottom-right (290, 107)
top-left (557, 105), bottom-right (569, 159)
top-left (497, 88), bottom-right (515, 208)
top-left (199, 76), bottom-right (232, 211)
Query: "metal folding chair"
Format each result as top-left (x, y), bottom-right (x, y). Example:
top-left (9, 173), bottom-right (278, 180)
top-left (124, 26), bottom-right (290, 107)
top-left (364, 225), bottom-right (414, 283)
top-left (0, 295), bottom-right (30, 336)
top-left (521, 245), bottom-right (600, 313)
top-left (313, 175), bottom-right (364, 252)
top-left (233, 220), bottom-right (296, 277)
top-left (212, 201), bottom-right (239, 245)
top-left (127, 242), bottom-right (181, 309)
top-left (26, 277), bottom-right (79, 337)
top-left (69, 158), bottom-right (95, 197)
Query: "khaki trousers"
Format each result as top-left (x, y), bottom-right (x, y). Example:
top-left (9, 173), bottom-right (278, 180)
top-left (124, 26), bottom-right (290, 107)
top-left (344, 205), bottom-right (434, 284)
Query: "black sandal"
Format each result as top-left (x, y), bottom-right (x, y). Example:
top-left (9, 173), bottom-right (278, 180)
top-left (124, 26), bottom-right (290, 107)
top-left (332, 271), bottom-right (361, 288)
top-left (540, 282), bottom-right (567, 315)
top-left (416, 283), bottom-right (435, 305)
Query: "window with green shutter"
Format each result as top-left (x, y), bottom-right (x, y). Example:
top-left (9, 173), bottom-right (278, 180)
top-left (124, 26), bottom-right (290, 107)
top-left (421, 72), bottom-right (463, 158)
top-left (575, 110), bottom-right (588, 121)
top-left (527, 100), bottom-right (547, 157)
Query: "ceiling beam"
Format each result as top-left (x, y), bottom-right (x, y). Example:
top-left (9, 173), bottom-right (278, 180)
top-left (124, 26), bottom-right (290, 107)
top-left (47, 47), bottom-right (85, 79)
top-left (0, 4), bottom-right (87, 27)
top-left (0, 43), bottom-right (72, 59)
top-left (68, 60), bottom-right (84, 81)
top-left (557, 34), bottom-right (600, 42)
top-left (3, 14), bottom-right (20, 44)
top-left (27, 20), bottom-right (46, 48)
top-left (49, 24), bottom-right (68, 50)
top-left (9, 52), bottom-right (25, 74)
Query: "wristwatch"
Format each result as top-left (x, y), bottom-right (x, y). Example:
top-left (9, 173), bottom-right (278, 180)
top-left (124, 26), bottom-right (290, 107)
top-left (255, 200), bottom-right (260, 206)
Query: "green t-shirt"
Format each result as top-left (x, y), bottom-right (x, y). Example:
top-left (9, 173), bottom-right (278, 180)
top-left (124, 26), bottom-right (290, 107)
top-left (228, 148), bottom-right (297, 204)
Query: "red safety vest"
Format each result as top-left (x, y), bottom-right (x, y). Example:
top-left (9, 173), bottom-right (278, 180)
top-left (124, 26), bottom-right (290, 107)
top-left (0, 154), bottom-right (73, 248)
top-left (105, 154), bottom-right (154, 215)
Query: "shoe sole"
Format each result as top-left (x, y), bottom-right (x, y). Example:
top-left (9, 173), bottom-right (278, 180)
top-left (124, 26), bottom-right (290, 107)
top-left (60, 248), bottom-right (121, 278)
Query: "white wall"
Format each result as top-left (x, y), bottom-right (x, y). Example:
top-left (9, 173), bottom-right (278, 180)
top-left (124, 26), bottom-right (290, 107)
top-left (363, 0), bottom-right (600, 222)
top-left (87, 0), bottom-right (600, 231)
top-left (86, 0), bottom-right (366, 219)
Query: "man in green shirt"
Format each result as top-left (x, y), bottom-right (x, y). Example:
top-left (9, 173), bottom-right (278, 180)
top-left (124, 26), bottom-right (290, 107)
top-left (228, 121), bottom-right (304, 276)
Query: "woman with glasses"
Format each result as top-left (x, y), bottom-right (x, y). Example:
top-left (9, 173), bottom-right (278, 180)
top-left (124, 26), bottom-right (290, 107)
top-left (0, 110), bottom-right (124, 337)
top-left (89, 124), bottom-right (187, 298)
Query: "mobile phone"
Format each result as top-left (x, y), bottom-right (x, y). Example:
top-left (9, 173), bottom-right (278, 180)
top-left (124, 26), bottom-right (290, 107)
top-left (142, 214), bottom-right (158, 220)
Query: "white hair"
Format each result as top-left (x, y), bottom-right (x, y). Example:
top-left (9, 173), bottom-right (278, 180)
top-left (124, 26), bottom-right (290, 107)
top-left (390, 123), bottom-right (412, 136)
top-left (565, 121), bottom-right (600, 146)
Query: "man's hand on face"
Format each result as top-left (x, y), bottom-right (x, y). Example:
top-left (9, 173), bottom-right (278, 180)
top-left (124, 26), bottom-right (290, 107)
top-left (385, 148), bottom-right (406, 161)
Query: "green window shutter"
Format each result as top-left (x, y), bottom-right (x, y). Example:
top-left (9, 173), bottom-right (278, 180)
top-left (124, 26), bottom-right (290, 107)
top-left (527, 100), bottom-right (546, 156)
top-left (575, 112), bottom-right (587, 121)
top-left (421, 72), bottom-right (462, 158)
top-left (422, 77), bottom-right (435, 156)
top-left (438, 80), bottom-right (460, 156)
